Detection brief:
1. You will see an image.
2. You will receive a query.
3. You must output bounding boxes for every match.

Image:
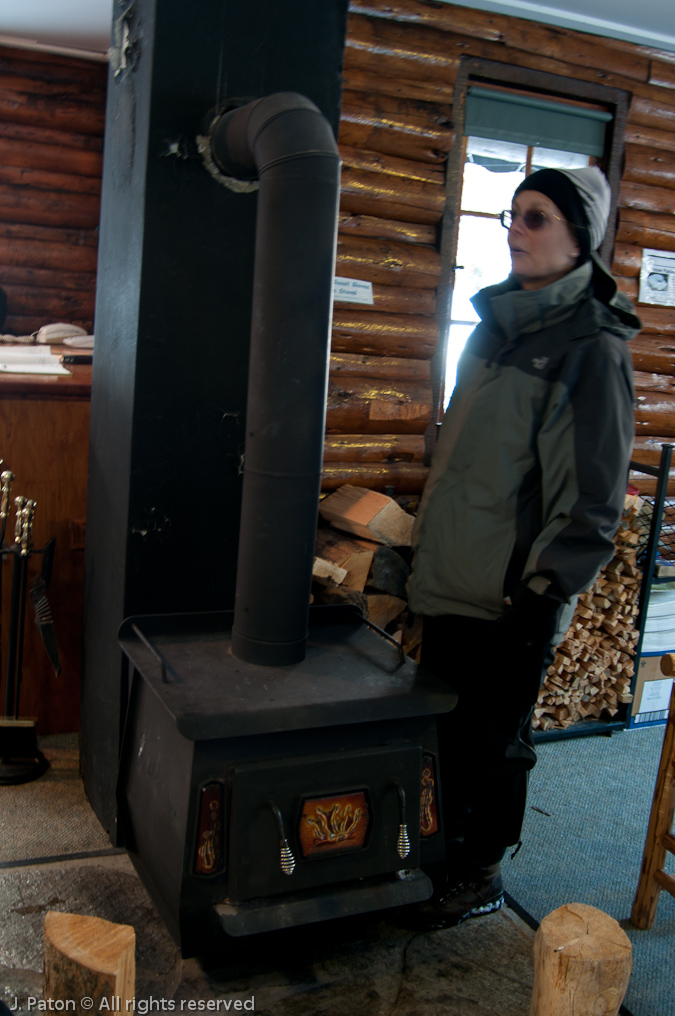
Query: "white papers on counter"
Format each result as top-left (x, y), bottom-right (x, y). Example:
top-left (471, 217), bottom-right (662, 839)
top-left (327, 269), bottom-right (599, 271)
top-left (0, 345), bottom-right (70, 375)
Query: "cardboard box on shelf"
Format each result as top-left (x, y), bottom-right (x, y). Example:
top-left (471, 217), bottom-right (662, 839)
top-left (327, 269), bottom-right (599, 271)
top-left (632, 654), bottom-right (674, 726)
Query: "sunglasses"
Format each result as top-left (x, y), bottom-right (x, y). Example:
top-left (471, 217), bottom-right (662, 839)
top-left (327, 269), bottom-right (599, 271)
top-left (500, 209), bottom-right (566, 231)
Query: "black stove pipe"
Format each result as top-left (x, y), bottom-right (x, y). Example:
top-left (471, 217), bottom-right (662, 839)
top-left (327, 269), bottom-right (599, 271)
top-left (210, 93), bottom-right (341, 667)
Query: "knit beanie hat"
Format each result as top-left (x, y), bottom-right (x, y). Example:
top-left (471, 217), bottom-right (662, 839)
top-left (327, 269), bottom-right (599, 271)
top-left (514, 166), bottom-right (611, 259)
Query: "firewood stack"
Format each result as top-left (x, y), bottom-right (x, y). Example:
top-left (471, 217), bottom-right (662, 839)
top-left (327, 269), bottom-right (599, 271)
top-left (316, 486), bottom-right (644, 732)
top-left (313, 485), bottom-right (422, 658)
top-left (533, 493), bottom-right (645, 732)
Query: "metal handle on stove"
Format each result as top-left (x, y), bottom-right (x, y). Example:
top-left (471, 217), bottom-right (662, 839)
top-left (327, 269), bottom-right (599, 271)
top-left (267, 798), bottom-right (296, 875)
top-left (359, 615), bottom-right (405, 666)
top-left (389, 779), bottom-right (411, 860)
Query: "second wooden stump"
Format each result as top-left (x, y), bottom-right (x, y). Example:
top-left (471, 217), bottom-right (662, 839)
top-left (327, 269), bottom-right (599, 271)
top-left (530, 903), bottom-right (631, 1016)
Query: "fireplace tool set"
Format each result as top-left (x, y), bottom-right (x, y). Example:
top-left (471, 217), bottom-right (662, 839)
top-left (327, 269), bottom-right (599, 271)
top-left (0, 462), bottom-right (61, 785)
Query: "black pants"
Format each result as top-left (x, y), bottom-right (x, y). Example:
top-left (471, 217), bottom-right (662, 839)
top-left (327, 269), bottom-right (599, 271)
top-left (422, 613), bottom-right (555, 870)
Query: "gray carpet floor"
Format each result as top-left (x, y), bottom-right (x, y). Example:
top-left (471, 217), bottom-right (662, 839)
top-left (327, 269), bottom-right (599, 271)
top-left (502, 724), bottom-right (675, 1016)
top-left (0, 734), bottom-right (111, 863)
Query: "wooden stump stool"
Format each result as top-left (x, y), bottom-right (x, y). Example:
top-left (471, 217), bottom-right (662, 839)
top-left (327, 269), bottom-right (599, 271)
top-left (44, 912), bottom-right (135, 1015)
top-left (530, 903), bottom-right (632, 1016)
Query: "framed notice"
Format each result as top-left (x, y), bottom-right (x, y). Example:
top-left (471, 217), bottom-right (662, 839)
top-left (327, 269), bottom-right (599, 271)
top-left (639, 248), bottom-right (675, 306)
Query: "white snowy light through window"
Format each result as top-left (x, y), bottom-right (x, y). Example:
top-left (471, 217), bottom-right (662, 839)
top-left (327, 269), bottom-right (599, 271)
top-left (444, 138), bottom-right (590, 404)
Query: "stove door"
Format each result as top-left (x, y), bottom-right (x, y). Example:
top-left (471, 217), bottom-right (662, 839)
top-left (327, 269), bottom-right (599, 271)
top-left (227, 744), bottom-right (422, 903)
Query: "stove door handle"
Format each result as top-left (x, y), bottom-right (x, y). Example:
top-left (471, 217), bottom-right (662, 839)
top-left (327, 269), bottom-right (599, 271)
top-left (389, 780), bottom-right (411, 860)
top-left (267, 798), bottom-right (296, 875)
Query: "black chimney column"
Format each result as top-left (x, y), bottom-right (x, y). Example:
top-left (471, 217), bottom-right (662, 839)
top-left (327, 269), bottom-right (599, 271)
top-left (81, 0), bottom-right (348, 839)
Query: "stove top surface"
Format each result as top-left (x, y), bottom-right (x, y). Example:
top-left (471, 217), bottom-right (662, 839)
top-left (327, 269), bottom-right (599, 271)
top-left (119, 605), bottom-right (456, 740)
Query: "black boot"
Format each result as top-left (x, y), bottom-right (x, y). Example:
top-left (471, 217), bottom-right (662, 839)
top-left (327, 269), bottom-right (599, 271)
top-left (410, 862), bottom-right (504, 930)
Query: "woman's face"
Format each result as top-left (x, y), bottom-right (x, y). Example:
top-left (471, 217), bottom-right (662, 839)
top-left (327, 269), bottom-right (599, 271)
top-left (507, 190), bottom-right (580, 291)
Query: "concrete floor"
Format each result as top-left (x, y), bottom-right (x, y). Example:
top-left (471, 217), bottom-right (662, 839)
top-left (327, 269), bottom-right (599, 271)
top-left (0, 737), bottom-right (537, 1015)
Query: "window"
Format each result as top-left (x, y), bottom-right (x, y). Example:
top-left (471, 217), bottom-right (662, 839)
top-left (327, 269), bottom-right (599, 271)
top-left (440, 68), bottom-right (626, 409)
top-left (445, 136), bottom-right (592, 399)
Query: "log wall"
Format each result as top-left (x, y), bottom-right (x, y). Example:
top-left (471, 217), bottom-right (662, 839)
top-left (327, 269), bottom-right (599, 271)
top-left (7, 14), bottom-right (675, 495)
top-left (0, 47), bottom-right (106, 336)
top-left (334, 0), bottom-right (675, 496)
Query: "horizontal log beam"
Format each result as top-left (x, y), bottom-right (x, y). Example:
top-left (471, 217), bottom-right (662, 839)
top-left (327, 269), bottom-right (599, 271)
top-left (346, 11), bottom-right (648, 102)
top-left (620, 180), bottom-right (675, 217)
top-left (619, 207), bottom-right (675, 234)
top-left (323, 432), bottom-right (425, 462)
top-left (0, 236), bottom-right (97, 273)
top-left (326, 376), bottom-right (432, 433)
top-left (340, 191), bottom-right (441, 225)
top-left (0, 263), bottom-right (96, 292)
top-left (332, 309), bottom-right (438, 359)
top-left (2, 284), bottom-right (95, 319)
top-left (345, 14), bottom-right (462, 86)
top-left (337, 233), bottom-right (440, 285)
top-left (634, 371), bottom-right (675, 394)
top-left (342, 66), bottom-right (453, 106)
top-left (650, 59), bottom-right (675, 91)
top-left (330, 351), bottom-right (431, 382)
top-left (635, 391), bottom-right (675, 435)
top-left (632, 435), bottom-right (675, 467)
top-left (347, 0), bottom-right (650, 83)
top-left (0, 164), bottom-right (101, 196)
top-left (335, 282), bottom-right (436, 316)
top-left (624, 123), bottom-right (675, 154)
top-left (0, 118), bottom-right (103, 153)
top-left (321, 461), bottom-right (429, 493)
top-left (0, 91), bottom-right (105, 136)
top-left (627, 92), bottom-right (675, 134)
top-left (0, 70), bottom-right (105, 101)
top-left (348, 0), bottom-right (505, 43)
top-left (0, 184), bottom-right (100, 230)
top-left (0, 45), bottom-right (107, 84)
top-left (339, 92), bottom-right (454, 164)
top-left (340, 144), bottom-right (445, 186)
top-left (338, 210), bottom-right (437, 246)
top-left (616, 219), bottom-right (675, 253)
top-left (0, 221), bottom-right (99, 246)
top-left (623, 143), bottom-right (675, 192)
top-left (639, 306), bottom-right (675, 336)
top-left (0, 137), bottom-right (103, 179)
top-left (631, 338), bottom-right (675, 375)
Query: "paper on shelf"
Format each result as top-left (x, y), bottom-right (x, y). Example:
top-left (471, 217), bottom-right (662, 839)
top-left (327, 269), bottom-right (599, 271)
top-left (0, 360), bottom-right (70, 375)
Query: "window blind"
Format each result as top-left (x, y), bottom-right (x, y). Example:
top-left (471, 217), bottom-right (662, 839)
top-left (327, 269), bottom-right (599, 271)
top-left (465, 86), bottom-right (612, 156)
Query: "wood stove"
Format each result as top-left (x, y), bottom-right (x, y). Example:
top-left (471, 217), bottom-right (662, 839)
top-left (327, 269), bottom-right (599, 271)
top-left (118, 605), bottom-right (455, 950)
top-left (111, 93), bottom-right (456, 952)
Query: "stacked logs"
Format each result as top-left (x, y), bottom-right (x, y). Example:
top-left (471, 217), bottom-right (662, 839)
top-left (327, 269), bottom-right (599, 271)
top-left (312, 485), bottom-right (422, 656)
top-left (335, 0), bottom-right (675, 495)
top-left (533, 494), bottom-right (645, 732)
top-left (0, 47), bottom-right (106, 335)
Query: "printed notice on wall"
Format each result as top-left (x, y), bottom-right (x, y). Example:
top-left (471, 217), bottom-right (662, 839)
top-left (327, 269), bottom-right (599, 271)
top-left (640, 249), bottom-right (675, 306)
top-left (333, 277), bottom-right (374, 305)
top-left (638, 676), bottom-right (673, 716)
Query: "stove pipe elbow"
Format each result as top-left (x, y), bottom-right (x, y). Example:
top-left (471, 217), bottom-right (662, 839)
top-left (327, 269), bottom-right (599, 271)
top-left (210, 94), bottom-right (341, 667)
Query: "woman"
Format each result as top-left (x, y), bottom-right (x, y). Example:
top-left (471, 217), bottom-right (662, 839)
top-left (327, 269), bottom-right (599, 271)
top-left (408, 166), bottom-right (639, 928)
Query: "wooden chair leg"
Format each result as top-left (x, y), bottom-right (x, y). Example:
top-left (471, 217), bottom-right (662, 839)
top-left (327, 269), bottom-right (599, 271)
top-left (631, 673), bottom-right (675, 930)
top-left (529, 903), bottom-right (632, 1016)
top-left (44, 912), bottom-right (135, 1014)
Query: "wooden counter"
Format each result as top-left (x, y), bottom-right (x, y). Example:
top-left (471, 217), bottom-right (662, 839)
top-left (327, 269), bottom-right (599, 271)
top-left (0, 347), bottom-right (92, 734)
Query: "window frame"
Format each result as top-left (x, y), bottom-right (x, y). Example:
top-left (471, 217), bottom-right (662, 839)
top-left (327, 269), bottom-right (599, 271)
top-left (429, 57), bottom-right (630, 429)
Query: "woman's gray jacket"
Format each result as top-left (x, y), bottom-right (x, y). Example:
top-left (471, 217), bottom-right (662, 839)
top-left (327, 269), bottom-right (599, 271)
top-left (407, 256), bottom-right (640, 622)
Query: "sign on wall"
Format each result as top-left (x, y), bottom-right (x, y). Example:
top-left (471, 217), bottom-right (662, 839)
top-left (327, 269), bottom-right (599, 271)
top-left (640, 249), bottom-right (675, 306)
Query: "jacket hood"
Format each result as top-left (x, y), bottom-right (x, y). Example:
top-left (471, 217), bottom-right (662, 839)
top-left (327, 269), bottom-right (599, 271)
top-left (471, 254), bottom-right (641, 347)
